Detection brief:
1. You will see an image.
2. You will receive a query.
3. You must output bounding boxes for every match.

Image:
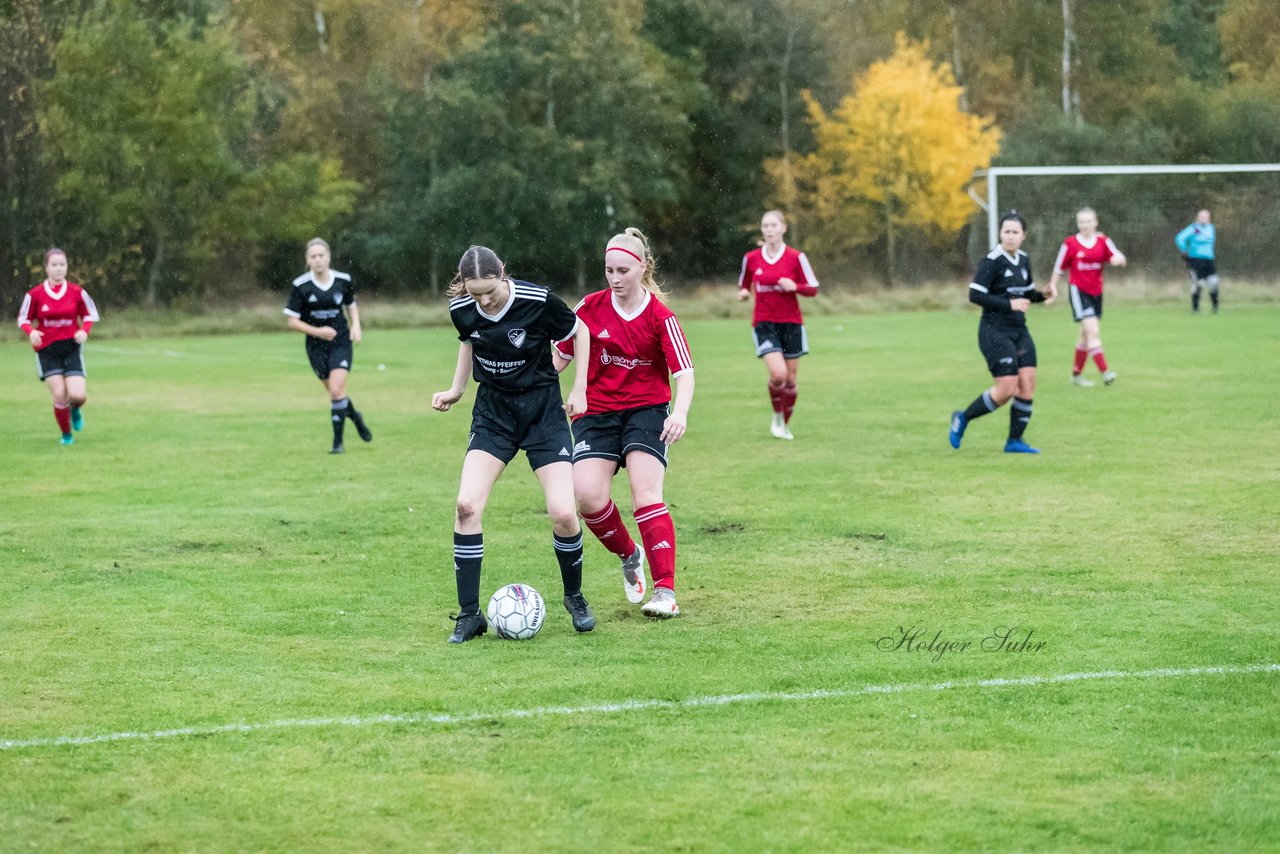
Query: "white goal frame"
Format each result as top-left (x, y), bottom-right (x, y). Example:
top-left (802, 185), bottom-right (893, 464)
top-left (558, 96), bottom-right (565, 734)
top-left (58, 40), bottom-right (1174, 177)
top-left (974, 163), bottom-right (1280, 246)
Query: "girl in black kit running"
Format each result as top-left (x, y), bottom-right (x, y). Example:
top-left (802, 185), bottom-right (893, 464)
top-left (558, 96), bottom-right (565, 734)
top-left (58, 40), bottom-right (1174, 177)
top-left (949, 212), bottom-right (1056, 454)
top-left (283, 238), bottom-right (372, 454)
top-left (432, 245), bottom-right (594, 644)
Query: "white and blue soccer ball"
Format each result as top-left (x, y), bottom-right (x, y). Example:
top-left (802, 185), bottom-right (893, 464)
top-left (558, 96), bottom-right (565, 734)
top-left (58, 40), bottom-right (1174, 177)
top-left (487, 583), bottom-right (546, 640)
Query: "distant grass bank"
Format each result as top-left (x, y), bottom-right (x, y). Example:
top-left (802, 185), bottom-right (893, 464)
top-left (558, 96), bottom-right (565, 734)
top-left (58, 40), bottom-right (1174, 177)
top-left (3, 276), bottom-right (1275, 342)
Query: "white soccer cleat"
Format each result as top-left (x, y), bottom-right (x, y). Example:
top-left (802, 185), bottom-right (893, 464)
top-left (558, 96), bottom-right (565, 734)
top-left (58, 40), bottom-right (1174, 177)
top-left (1102, 370), bottom-right (1117, 385)
top-left (781, 424), bottom-right (794, 440)
top-left (1071, 374), bottom-right (1095, 387)
top-left (641, 586), bottom-right (680, 618)
top-left (621, 545), bottom-right (646, 605)
top-left (770, 412), bottom-right (786, 438)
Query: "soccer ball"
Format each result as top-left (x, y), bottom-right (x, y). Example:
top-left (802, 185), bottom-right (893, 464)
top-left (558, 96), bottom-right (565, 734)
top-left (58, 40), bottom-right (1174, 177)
top-left (486, 584), bottom-right (546, 640)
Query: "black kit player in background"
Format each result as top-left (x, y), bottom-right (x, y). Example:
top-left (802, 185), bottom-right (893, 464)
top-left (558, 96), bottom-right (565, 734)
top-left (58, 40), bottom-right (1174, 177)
top-left (283, 238), bottom-right (372, 453)
top-left (431, 245), bottom-right (594, 644)
top-left (949, 211), bottom-right (1056, 454)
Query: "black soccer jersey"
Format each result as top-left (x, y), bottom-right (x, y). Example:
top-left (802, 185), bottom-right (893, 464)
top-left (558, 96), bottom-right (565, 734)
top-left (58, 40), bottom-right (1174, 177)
top-left (449, 280), bottom-right (579, 394)
top-left (284, 270), bottom-right (357, 332)
top-left (968, 248), bottom-right (1044, 327)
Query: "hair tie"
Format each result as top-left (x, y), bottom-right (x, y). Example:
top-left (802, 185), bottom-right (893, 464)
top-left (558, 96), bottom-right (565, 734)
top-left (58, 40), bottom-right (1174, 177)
top-left (606, 246), bottom-right (644, 263)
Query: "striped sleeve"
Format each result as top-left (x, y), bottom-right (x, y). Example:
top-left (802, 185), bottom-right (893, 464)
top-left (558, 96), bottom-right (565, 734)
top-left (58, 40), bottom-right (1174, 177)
top-left (78, 288), bottom-right (100, 332)
top-left (661, 315), bottom-right (694, 378)
top-left (737, 253), bottom-right (751, 290)
top-left (1053, 241), bottom-right (1070, 273)
top-left (17, 293), bottom-right (34, 333)
top-left (796, 251), bottom-right (820, 296)
top-left (1104, 237), bottom-right (1121, 258)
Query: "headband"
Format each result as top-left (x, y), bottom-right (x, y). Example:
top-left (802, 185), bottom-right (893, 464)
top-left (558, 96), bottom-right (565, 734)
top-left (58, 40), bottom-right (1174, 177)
top-left (605, 246), bottom-right (644, 263)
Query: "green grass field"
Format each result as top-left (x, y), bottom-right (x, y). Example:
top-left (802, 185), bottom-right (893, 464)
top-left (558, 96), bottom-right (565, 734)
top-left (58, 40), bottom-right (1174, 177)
top-left (2, 302), bottom-right (1278, 850)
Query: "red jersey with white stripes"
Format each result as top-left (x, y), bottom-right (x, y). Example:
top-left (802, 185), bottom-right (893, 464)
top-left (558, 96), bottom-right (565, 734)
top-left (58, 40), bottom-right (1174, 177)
top-left (555, 289), bottom-right (694, 417)
top-left (737, 243), bottom-right (819, 325)
top-left (18, 281), bottom-right (99, 350)
top-left (1053, 233), bottom-right (1119, 297)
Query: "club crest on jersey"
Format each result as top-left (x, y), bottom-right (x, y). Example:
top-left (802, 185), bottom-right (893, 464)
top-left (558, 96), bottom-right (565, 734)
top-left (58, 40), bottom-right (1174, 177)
top-left (508, 328), bottom-right (527, 348)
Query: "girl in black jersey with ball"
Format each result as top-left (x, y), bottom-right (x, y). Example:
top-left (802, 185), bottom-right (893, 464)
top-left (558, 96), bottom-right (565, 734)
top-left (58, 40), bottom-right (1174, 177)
top-left (949, 212), bottom-right (1057, 454)
top-left (432, 245), bottom-right (594, 644)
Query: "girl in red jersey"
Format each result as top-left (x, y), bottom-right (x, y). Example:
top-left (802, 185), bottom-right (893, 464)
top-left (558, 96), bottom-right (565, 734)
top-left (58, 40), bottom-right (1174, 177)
top-left (1046, 207), bottom-right (1127, 386)
top-left (17, 249), bottom-right (100, 445)
top-left (553, 228), bottom-right (695, 618)
top-left (737, 209), bottom-right (819, 440)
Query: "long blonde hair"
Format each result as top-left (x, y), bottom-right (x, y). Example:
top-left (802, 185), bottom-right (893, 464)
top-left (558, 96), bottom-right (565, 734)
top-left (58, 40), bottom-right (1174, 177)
top-left (606, 227), bottom-right (667, 303)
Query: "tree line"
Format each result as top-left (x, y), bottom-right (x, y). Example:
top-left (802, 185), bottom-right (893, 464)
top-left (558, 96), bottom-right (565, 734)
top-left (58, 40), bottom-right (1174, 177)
top-left (2, 0), bottom-right (1278, 309)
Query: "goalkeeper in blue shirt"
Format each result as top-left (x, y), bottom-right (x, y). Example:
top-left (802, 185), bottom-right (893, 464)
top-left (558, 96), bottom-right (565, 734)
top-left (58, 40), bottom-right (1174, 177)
top-left (1175, 209), bottom-right (1218, 313)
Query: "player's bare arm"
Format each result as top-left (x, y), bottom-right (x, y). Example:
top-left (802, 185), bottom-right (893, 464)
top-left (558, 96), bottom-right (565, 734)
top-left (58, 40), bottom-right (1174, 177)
top-left (432, 341), bottom-right (473, 412)
top-left (661, 371), bottom-right (695, 445)
top-left (348, 304), bottom-right (363, 343)
top-left (563, 321), bottom-right (589, 418)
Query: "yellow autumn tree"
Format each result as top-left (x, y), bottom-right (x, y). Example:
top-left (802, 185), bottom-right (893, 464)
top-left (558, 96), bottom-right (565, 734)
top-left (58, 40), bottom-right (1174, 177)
top-left (791, 33), bottom-right (1001, 284)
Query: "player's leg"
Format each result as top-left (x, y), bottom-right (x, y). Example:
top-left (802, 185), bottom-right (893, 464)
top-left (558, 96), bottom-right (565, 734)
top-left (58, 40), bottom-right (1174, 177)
top-left (626, 451), bottom-right (680, 618)
top-left (449, 449), bottom-right (507, 642)
top-left (1206, 266), bottom-right (1220, 313)
top-left (1188, 264), bottom-right (1203, 312)
top-left (327, 342), bottom-right (372, 442)
top-left (323, 369), bottom-right (349, 452)
top-left (65, 375), bottom-right (86, 431)
top-left (534, 459), bottom-right (594, 632)
top-left (1079, 315), bottom-right (1112, 384)
top-left (951, 329), bottom-right (1015, 448)
top-left (1006, 329), bottom-right (1039, 453)
top-left (45, 372), bottom-right (73, 443)
top-left (1072, 321), bottom-right (1091, 385)
top-left (575, 456), bottom-right (645, 603)
top-left (779, 356), bottom-right (800, 439)
top-left (762, 350), bottom-right (788, 438)
top-left (572, 413), bottom-right (646, 603)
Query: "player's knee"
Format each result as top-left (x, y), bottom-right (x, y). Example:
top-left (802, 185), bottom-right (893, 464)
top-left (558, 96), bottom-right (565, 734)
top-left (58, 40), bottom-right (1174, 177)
top-left (455, 498), bottom-right (481, 525)
top-left (69, 393), bottom-right (86, 408)
top-left (768, 376), bottom-right (786, 389)
top-left (547, 505), bottom-right (578, 532)
top-left (1207, 275), bottom-right (1219, 290)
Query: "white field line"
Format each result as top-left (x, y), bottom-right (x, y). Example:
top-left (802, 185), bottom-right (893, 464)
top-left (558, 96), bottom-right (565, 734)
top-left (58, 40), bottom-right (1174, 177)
top-left (88, 343), bottom-right (298, 365)
top-left (3, 663), bottom-right (1277, 752)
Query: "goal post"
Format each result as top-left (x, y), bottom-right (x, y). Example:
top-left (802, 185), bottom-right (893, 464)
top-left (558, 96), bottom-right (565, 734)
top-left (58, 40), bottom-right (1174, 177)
top-left (971, 163), bottom-right (1280, 281)
top-left (977, 164), bottom-right (1280, 247)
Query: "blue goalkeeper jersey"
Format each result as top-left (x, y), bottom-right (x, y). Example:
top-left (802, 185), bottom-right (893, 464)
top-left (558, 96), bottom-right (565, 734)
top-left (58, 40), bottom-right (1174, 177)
top-left (1175, 222), bottom-right (1215, 259)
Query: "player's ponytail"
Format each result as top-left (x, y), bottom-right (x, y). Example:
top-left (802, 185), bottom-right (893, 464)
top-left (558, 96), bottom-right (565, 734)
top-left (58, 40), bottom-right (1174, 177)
top-left (448, 245), bottom-right (505, 298)
top-left (606, 227), bottom-right (668, 303)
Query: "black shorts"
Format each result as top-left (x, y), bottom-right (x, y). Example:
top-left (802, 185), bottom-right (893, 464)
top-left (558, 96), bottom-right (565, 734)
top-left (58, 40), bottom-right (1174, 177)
top-left (1185, 257), bottom-right (1217, 282)
top-left (752, 322), bottom-right (808, 359)
top-left (1069, 286), bottom-right (1103, 322)
top-left (978, 323), bottom-right (1037, 377)
top-left (306, 334), bottom-right (353, 380)
top-left (570, 403), bottom-right (669, 468)
top-left (468, 383), bottom-right (573, 471)
top-left (36, 339), bottom-right (85, 381)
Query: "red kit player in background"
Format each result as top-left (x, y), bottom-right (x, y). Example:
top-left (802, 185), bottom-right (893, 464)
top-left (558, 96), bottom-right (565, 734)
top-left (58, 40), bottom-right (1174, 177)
top-left (17, 248), bottom-right (100, 445)
top-left (554, 228), bottom-right (695, 618)
top-left (737, 209), bottom-right (820, 440)
top-left (1046, 207), bottom-right (1127, 387)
